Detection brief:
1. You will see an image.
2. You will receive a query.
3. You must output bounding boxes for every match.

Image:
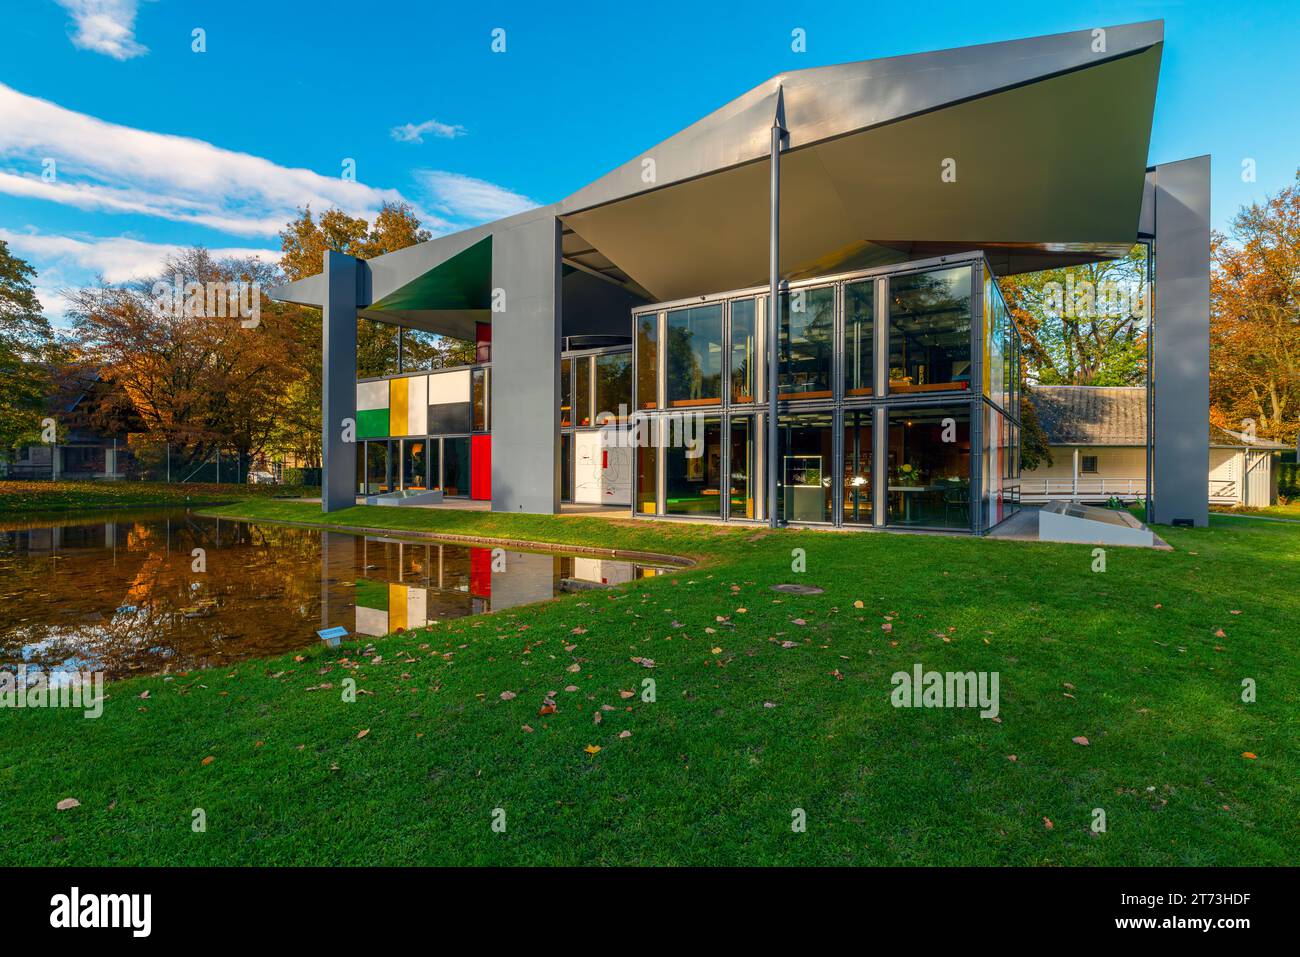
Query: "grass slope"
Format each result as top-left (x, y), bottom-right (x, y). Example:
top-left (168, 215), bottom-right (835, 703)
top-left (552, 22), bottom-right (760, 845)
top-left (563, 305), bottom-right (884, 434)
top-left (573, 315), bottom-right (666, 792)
top-left (2, 501), bottom-right (1295, 865)
top-left (0, 480), bottom-right (307, 515)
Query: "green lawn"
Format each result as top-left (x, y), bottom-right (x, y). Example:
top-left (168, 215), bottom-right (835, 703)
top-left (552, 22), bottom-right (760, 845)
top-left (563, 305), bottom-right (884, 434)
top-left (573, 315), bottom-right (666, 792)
top-left (2, 499), bottom-right (1296, 865)
top-left (0, 480), bottom-right (309, 514)
top-left (1212, 501), bottom-right (1300, 521)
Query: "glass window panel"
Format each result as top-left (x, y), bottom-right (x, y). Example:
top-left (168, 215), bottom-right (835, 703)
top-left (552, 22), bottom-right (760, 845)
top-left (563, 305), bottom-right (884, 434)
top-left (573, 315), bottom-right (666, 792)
top-left (575, 356), bottom-right (592, 427)
top-left (779, 286), bottom-right (834, 398)
top-left (561, 432), bottom-right (572, 502)
top-left (666, 304), bottom-right (724, 407)
top-left (730, 298), bottom-right (757, 403)
top-left (665, 416), bottom-right (723, 516)
top-left (560, 358), bottom-right (572, 427)
top-left (844, 280), bottom-right (874, 397)
top-left (886, 406), bottom-right (971, 529)
top-left (843, 408), bottom-right (873, 525)
top-left (365, 440), bottom-right (390, 494)
top-left (777, 412), bottom-right (833, 522)
top-left (472, 368), bottom-right (489, 431)
top-left (443, 436), bottom-right (470, 496)
top-left (889, 267), bottom-right (973, 394)
top-left (729, 416), bottom-right (755, 519)
top-left (428, 439), bottom-right (441, 490)
top-left (983, 405), bottom-right (1005, 529)
top-left (636, 439), bottom-right (658, 515)
top-left (402, 439), bottom-right (429, 490)
top-left (636, 313), bottom-right (658, 410)
top-left (595, 352), bottom-right (632, 422)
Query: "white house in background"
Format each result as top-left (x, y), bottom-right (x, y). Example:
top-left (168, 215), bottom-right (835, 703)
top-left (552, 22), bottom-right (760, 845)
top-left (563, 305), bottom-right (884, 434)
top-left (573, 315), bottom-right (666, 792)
top-left (1021, 385), bottom-right (1286, 507)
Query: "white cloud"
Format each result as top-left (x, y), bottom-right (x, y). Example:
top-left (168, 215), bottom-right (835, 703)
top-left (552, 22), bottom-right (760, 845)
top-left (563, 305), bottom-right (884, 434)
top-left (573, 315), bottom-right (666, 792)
top-left (0, 227), bottom-right (276, 284)
top-left (390, 119), bottom-right (466, 144)
top-left (413, 170), bottom-right (537, 223)
top-left (55, 0), bottom-right (148, 60)
top-left (0, 81), bottom-right (437, 237)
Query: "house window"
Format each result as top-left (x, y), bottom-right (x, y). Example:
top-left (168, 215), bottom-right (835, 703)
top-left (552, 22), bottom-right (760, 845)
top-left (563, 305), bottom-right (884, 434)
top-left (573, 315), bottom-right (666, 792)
top-left (1081, 455), bottom-right (1099, 474)
top-left (779, 286), bottom-right (834, 399)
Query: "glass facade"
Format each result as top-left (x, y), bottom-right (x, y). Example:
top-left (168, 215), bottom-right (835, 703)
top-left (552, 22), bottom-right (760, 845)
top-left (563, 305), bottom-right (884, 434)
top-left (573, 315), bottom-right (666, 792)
top-left (402, 439), bottom-right (429, 490)
top-left (574, 355), bottom-right (592, 427)
top-left (777, 412), bottom-right (833, 523)
top-left (888, 266), bottom-right (972, 394)
top-left (886, 406), bottom-right (971, 528)
top-left (443, 436), bottom-right (470, 496)
top-left (779, 285), bottom-right (834, 398)
top-left (560, 357), bottom-right (573, 427)
top-left (665, 416), bottom-right (723, 516)
top-left (842, 408), bottom-right (872, 525)
top-left (595, 352), bottom-right (632, 422)
top-left (844, 279), bottom-right (874, 397)
top-left (666, 304), bottom-right (724, 407)
top-left (729, 415), bottom-right (755, 520)
top-left (472, 368), bottom-right (489, 432)
top-left (730, 298), bottom-right (757, 404)
top-left (630, 253), bottom-right (1021, 533)
top-left (636, 443), bottom-right (658, 515)
top-left (636, 312), bottom-right (658, 410)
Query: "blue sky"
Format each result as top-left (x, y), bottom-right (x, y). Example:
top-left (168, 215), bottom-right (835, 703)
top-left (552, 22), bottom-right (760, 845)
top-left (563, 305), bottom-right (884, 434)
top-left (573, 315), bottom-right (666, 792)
top-left (1, 0), bottom-right (1297, 322)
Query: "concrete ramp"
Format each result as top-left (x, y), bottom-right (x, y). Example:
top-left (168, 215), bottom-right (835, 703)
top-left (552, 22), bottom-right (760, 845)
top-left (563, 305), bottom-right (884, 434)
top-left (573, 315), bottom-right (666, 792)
top-left (364, 489), bottom-right (445, 507)
top-left (1038, 501), bottom-right (1155, 547)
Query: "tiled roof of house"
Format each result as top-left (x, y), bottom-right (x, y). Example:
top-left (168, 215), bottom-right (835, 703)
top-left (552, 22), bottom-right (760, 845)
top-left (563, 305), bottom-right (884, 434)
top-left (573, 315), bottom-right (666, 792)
top-left (1029, 386), bottom-right (1147, 446)
top-left (1028, 385), bottom-right (1293, 449)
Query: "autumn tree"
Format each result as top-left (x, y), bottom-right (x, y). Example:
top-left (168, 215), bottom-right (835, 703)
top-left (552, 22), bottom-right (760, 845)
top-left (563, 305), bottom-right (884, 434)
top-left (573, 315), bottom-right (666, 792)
top-left (1210, 171), bottom-right (1300, 446)
top-left (64, 248), bottom-right (297, 473)
top-left (1000, 245), bottom-right (1148, 387)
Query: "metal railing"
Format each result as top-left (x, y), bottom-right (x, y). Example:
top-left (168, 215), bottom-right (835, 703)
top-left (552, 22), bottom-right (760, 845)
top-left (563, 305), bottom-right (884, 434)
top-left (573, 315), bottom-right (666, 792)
top-left (1020, 476), bottom-right (1241, 504)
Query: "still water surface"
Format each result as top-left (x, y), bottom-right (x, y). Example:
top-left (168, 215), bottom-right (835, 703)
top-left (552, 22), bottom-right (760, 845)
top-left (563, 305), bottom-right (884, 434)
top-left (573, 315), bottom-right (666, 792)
top-left (0, 509), bottom-right (664, 680)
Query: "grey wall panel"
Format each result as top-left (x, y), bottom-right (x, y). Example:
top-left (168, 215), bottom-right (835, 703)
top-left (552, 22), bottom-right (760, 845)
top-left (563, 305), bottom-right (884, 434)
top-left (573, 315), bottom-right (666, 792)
top-left (491, 213), bottom-right (563, 513)
top-left (428, 403), bottom-right (472, 434)
top-left (322, 251), bottom-right (360, 512)
top-left (1151, 156), bottom-right (1210, 527)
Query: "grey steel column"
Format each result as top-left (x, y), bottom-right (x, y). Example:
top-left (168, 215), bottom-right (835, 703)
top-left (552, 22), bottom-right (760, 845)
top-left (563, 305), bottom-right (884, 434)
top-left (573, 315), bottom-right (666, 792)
top-left (322, 250), bottom-right (359, 512)
top-left (1151, 156), bottom-right (1211, 527)
top-left (767, 95), bottom-right (784, 529)
top-left (491, 212), bottom-right (562, 513)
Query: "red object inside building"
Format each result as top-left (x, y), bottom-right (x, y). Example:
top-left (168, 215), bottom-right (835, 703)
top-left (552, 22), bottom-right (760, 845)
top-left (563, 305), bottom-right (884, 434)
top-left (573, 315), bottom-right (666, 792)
top-left (475, 321), bottom-right (491, 364)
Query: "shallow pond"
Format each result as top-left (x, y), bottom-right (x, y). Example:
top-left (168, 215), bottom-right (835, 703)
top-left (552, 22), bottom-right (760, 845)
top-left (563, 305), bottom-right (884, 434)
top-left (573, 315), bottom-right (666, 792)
top-left (0, 509), bottom-right (665, 680)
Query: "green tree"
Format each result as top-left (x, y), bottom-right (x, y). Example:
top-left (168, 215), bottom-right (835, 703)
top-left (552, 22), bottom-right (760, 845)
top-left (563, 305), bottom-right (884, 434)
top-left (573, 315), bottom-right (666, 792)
top-left (0, 239), bottom-right (55, 455)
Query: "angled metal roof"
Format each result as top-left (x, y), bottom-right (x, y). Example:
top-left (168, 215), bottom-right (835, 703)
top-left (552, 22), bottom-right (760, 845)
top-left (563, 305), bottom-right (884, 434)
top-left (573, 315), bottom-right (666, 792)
top-left (273, 21), bottom-right (1165, 323)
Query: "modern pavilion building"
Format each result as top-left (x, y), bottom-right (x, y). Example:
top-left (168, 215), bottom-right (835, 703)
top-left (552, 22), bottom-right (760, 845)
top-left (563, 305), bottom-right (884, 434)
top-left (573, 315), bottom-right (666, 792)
top-left (272, 19), bottom-right (1210, 533)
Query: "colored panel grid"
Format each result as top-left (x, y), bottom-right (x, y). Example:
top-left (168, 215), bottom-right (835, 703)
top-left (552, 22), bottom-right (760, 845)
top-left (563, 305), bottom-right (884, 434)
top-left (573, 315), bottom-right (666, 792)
top-left (406, 375), bottom-right (428, 434)
top-left (389, 378), bottom-right (409, 437)
top-left (357, 380), bottom-right (389, 411)
top-left (356, 407), bottom-right (389, 439)
top-left (471, 435), bottom-right (492, 500)
top-left (428, 368), bottom-right (471, 404)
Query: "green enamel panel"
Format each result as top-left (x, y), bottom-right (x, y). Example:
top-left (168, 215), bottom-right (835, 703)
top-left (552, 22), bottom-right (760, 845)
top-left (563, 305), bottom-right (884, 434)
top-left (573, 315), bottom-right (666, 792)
top-left (357, 407), bottom-right (389, 439)
top-left (369, 236), bottom-right (492, 313)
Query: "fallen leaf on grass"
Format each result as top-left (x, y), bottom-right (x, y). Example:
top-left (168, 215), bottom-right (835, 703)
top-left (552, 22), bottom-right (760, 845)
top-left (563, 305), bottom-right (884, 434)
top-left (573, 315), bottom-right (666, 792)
top-left (1243, 752), bottom-right (1257, 760)
top-left (56, 798), bottom-right (80, 811)
top-left (584, 745), bottom-right (601, 755)
top-left (1043, 817), bottom-right (1053, 830)
top-left (853, 600), bottom-right (864, 609)
top-left (499, 691), bottom-right (517, 701)
top-left (356, 729), bottom-right (369, 739)
top-left (619, 730), bottom-right (631, 739)
top-left (1072, 736), bottom-right (1090, 746)
top-left (619, 690), bottom-right (635, 699)
top-left (201, 755), bottom-right (215, 765)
